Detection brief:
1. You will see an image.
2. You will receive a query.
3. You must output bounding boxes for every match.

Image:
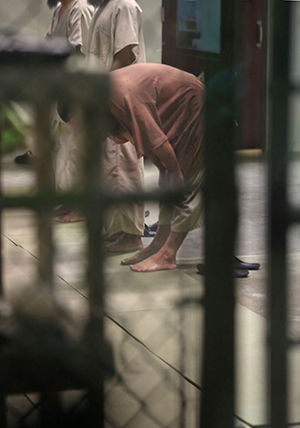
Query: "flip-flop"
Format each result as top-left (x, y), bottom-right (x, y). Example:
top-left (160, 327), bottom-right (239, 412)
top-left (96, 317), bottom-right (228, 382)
top-left (197, 263), bottom-right (249, 278)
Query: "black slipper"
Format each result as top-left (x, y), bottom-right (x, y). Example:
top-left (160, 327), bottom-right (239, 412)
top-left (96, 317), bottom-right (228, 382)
top-left (234, 257), bottom-right (260, 270)
top-left (197, 263), bottom-right (249, 278)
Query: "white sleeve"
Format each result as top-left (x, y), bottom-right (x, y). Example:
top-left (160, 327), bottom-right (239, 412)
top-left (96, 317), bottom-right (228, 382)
top-left (79, 7), bottom-right (94, 54)
top-left (67, 7), bottom-right (83, 48)
top-left (113, 4), bottom-right (142, 56)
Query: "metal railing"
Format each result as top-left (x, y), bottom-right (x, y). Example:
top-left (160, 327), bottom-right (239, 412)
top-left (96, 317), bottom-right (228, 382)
top-left (267, 1), bottom-right (291, 428)
top-left (0, 60), bottom-right (112, 427)
top-left (0, 49), bottom-right (191, 427)
top-left (0, 0), bottom-right (297, 425)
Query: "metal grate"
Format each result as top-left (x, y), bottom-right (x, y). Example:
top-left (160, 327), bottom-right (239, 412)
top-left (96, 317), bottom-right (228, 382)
top-left (0, 1), bottom-right (297, 427)
top-left (0, 42), bottom-right (192, 427)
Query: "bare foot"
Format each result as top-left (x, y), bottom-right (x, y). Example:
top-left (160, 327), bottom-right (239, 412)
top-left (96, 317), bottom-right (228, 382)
top-left (130, 252), bottom-right (176, 272)
top-left (121, 245), bottom-right (158, 265)
top-left (55, 210), bottom-right (85, 223)
top-left (122, 223), bottom-right (171, 265)
top-left (105, 232), bottom-right (143, 253)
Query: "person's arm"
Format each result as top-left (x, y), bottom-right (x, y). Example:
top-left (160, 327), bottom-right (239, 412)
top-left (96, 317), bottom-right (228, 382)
top-left (67, 7), bottom-right (86, 54)
top-left (112, 2), bottom-right (143, 70)
top-left (153, 140), bottom-right (184, 188)
top-left (111, 44), bottom-right (136, 70)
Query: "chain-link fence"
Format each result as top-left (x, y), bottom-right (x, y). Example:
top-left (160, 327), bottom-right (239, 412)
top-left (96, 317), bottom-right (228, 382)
top-left (0, 19), bottom-right (206, 427)
top-left (1, 1), bottom-right (295, 428)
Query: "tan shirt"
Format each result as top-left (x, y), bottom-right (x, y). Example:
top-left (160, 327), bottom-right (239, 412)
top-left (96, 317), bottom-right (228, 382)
top-left (110, 63), bottom-right (205, 179)
top-left (46, 0), bottom-right (94, 54)
top-left (87, 0), bottom-right (146, 71)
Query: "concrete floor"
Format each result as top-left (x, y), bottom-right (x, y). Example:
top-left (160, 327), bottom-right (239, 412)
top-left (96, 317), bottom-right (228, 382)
top-left (1, 152), bottom-right (300, 427)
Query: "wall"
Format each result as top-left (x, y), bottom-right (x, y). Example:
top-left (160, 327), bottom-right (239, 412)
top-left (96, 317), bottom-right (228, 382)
top-left (0, 0), bottom-right (162, 63)
top-left (137, 0), bottom-right (162, 63)
top-left (0, 0), bottom-right (52, 37)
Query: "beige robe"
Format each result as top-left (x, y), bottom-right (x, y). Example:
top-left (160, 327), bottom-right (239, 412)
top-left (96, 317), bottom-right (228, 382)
top-left (87, 0), bottom-right (145, 237)
top-left (46, 0), bottom-right (94, 54)
top-left (46, 0), bottom-right (94, 191)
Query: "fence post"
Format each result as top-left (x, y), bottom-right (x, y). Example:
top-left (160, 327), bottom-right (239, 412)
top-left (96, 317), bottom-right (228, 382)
top-left (200, 2), bottom-right (238, 426)
top-left (267, 1), bottom-right (291, 427)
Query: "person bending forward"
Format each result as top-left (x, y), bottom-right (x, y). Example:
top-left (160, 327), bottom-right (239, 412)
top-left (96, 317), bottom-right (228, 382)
top-left (107, 63), bottom-right (205, 272)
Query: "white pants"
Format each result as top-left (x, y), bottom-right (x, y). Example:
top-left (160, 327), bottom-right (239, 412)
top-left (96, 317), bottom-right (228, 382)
top-left (102, 138), bottom-right (144, 237)
top-left (53, 112), bottom-right (81, 192)
top-left (54, 122), bottom-right (144, 237)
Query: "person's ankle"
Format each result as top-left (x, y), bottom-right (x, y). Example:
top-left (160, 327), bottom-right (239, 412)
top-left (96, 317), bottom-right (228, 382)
top-left (160, 247), bottom-right (176, 263)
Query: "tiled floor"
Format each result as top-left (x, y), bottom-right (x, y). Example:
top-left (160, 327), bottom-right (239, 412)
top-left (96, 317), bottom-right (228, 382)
top-left (1, 152), bottom-right (300, 427)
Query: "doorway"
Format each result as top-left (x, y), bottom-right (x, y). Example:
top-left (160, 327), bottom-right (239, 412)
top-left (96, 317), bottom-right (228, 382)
top-left (162, 0), bottom-right (268, 149)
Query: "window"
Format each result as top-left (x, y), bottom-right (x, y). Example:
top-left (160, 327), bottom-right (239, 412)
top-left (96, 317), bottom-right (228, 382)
top-left (176, 0), bottom-right (221, 53)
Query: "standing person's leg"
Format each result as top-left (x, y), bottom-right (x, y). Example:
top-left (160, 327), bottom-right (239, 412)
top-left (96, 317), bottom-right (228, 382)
top-left (103, 138), bottom-right (144, 252)
top-left (55, 118), bottom-right (81, 192)
top-left (53, 112), bottom-right (85, 223)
